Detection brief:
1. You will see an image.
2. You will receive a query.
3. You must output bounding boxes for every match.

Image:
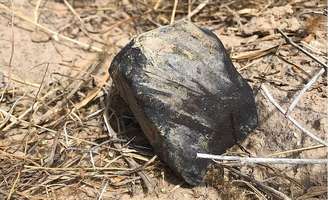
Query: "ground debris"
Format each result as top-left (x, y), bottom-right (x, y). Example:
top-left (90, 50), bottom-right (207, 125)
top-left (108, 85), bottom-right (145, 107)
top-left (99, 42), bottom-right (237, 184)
top-left (0, 0), bottom-right (326, 199)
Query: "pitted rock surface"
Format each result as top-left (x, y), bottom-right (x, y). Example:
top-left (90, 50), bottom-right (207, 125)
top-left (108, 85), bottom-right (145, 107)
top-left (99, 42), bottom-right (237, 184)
top-left (109, 20), bottom-right (258, 185)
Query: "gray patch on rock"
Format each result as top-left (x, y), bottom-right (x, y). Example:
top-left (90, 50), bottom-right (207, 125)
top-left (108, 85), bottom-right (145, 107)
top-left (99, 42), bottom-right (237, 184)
top-left (109, 20), bottom-right (258, 185)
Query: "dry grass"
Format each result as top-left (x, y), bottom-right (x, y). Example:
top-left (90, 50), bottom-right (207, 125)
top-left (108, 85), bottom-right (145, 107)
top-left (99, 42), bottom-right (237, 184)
top-left (0, 0), bottom-right (327, 199)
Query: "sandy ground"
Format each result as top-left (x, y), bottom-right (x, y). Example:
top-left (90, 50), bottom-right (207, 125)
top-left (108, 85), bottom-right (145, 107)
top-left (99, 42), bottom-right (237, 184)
top-left (0, 0), bottom-right (327, 199)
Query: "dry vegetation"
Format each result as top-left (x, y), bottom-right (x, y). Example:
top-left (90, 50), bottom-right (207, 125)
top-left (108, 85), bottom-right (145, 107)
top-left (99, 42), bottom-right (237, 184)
top-left (0, 0), bottom-right (327, 199)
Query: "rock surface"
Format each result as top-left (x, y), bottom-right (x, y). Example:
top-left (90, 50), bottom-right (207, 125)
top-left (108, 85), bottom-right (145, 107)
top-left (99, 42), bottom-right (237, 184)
top-left (109, 20), bottom-right (258, 185)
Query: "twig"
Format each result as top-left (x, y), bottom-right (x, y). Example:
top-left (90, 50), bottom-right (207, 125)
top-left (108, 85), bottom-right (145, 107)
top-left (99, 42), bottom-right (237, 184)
top-left (268, 145), bottom-right (325, 157)
top-left (90, 139), bottom-right (115, 153)
top-left (261, 85), bottom-right (328, 146)
top-left (277, 54), bottom-right (311, 78)
top-left (169, 182), bottom-right (183, 193)
top-left (62, 0), bottom-right (104, 45)
top-left (223, 5), bottom-right (243, 30)
top-left (154, 0), bottom-right (162, 10)
top-left (63, 121), bottom-right (70, 146)
top-left (0, 108), bottom-right (57, 133)
top-left (0, 150), bottom-right (40, 166)
top-left (300, 10), bottom-right (327, 16)
top-left (63, 0), bottom-right (84, 26)
top-left (0, 3), bottom-right (103, 52)
top-left (7, 0), bottom-right (15, 88)
top-left (90, 150), bottom-right (96, 170)
top-left (197, 153), bottom-right (328, 164)
top-left (231, 45), bottom-right (279, 60)
top-left (34, 0), bottom-right (42, 23)
top-left (2, 105), bottom-right (34, 131)
top-left (31, 63), bottom-right (49, 114)
top-left (0, 108), bottom-right (105, 148)
top-left (6, 170), bottom-right (21, 200)
top-left (124, 157), bottom-right (155, 193)
top-left (103, 110), bottom-right (115, 139)
top-left (300, 41), bottom-right (326, 56)
top-left (239, 58), bottom-right (262, 71)
top-left (35, 56), bottom-right (102, 125)
top-left (287, 68), bottom-right (325, 113)
top-left (187, 0), bottom-right (192, 21)
top-left (277, 28), bottom-right (327, 70)
top-left (74, 71), bottom-right (109, 110)
top-left (45, 129), bottom-right (60, 166)
top-left (0, 95), bottom-right (25, 130)
top-left (3, 80), bottom-right (61, 131)
top-left (97, 180), bottom-right (108, 200)
top-left (170, 0), bottom-right (179, 25)
top-left (1, 73), bottom-right (39, 88)
top-left (24, 165), bottom-right (132, 171)
top-left (224, 165), bottom-right (291, 200)
top-left (8, 0), bottom-right (14, 63)
top-left (183, 0), bottom-right (209, 20)
top-left (102, 97), bottom-right (155, 193)
top-left (232, 180), bottom-right (268, 200)
top-left (112, 177), bottom-right (141, 187)
top-left (85, 108), bottom-right (104, 120)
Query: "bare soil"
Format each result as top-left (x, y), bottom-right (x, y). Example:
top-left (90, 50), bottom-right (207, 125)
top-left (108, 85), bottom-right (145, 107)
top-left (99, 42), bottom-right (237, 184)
top-left (0, 0), bottom-right (327, 199)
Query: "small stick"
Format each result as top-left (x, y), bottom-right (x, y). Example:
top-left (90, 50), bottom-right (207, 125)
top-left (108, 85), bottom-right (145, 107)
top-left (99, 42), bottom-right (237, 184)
top-left (224, 166), bottom-right (291, 200)
top-left (102, 97), bottom-right (155, 193)
top-left (232, 180), bottom-right (268, 200)
top-left (8, 0), bottom-right (15, 87)
top-left (0, 108), bottom-right (105, 148)
top-left (0, 108), bottom-right (54, 132)
top-left (0, 150), bottom-right (40, 166)
top-left (63, 121), bottom-right (71, 146)
top-left (90, 150), bottom-right (96, 170)
top-left (287, 68), bottom-right (325, 113)
top-left (300, 41), bottom-right (326, 56)
top-left (268, 144), bottom-right (325, 157)
top-left (197, 153), bottom-right (328, 164)
top-left (3, 84), bottom-right (61, 131)
top-left (154, 0), bottom-right (162, 10)
top-left (0, 95), bottom-right (25, 130)
top-left (31, 63), bottom-right (49, 114)
top-left (277, 28), bottom-right (327, 70)
top-left (112, 177), bottom-right (141, 187)
top-left (24, 165), bottom-right (132, 171)
top-left (301, 10), bottom-right (327, 16)
top-left (239, 58), bottom-right (262, 71)
top-left (62, 0), bottom-right (101, 44)
top-left (34, 0), bottom-right (42, 23)
top-left (170, 0), bottom-right (179, 25)
top-left (63, 0), bottom-right (84, 25)
top-left (169, 182), bottom-right (183, 193)
top-left (2, 105), bottom-right (34, 131)
top-left (35, 57), bottom-right (101, 125)
top-left (85, 108), bottom-right (104, 120)
top-left (183, 0), bottom-right (209, 20)
top-left (187, 0), bottom-right (192, 21)
top-left (277, 55), bottom-right (311, 78)
top-left (124, 157), bottom-right (155, 193)
top-left (261, 85), bottom-right (328, 146)
top-left (6, 170), bottom-right (21, 200)
top-left (1, 73), bottom-right (39, 88)
top-left (0, 3), bottom-right (103, 52)
top-left (45, 130), bottom-right (60, 166)
top-left (97, 180), bottom-right (108, 200)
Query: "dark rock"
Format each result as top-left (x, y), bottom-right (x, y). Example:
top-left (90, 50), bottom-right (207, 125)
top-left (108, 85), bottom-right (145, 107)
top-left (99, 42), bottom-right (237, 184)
top-left (108, 20), bottom-right (258, 185)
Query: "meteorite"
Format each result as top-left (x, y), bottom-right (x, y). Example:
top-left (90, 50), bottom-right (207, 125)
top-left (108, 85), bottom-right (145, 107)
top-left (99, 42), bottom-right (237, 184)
top-left (108, 20), bottom-right (258, 185)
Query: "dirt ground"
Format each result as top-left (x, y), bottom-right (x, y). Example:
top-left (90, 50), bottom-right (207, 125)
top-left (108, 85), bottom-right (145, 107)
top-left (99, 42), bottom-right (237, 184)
top-left (0, 0), bottom-right (327, 199)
